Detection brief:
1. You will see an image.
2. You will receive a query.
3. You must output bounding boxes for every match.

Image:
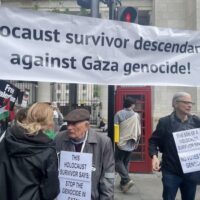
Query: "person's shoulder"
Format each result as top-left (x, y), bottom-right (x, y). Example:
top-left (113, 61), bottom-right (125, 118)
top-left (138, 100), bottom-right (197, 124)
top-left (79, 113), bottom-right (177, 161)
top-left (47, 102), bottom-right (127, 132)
top-left (134, 112), bottom-right (140, 117)
top-left (95, 133), bottom-right (112, 149)
top-left (97, 132), bottom-right (110, 141)
top-left (160, 114), bottom-right (171, 120)
top-left (157, 114), bottom-right (171, 124)
top-left (89, 129), bottom-right (111, 143)
top-left (115, 109), bottom-right (124, 114)
top-left (191, 115), bottom-right (200, 124)
top-left (114, 111), bottom-right (119, 117)
top-left (191, 114), bottom-right (200, 120)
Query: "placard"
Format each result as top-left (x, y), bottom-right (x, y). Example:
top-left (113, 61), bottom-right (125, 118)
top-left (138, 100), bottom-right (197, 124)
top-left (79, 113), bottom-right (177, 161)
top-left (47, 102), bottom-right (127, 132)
top-left (173, 128), bottom-right (200, 173)
top-left (57, 151), bottom-right (92, 200)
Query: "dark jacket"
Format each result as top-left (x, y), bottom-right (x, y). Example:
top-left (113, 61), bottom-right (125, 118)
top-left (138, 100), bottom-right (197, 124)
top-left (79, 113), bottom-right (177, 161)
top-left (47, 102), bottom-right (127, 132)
top-left (149, 112), bottom-right (200, 176)
top-left (55, 128), bottom-right (115, 200)
top-left (0, 124), bottom-right (60, 200)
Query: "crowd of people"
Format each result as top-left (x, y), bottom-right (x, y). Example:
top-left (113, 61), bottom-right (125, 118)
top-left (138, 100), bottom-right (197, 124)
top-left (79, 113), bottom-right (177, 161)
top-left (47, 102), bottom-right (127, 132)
top-left (0, 91), bottom-right (200, 200)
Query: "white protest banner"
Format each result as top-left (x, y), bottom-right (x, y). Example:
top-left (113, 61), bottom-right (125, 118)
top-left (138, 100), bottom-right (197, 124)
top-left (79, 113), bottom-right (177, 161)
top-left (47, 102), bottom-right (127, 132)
top-left (58, 151), bottom-right (92, 200)
top-left (1, 7), bottom-right (200, 86)
top-left (173, 128), bottom-right (200, 173)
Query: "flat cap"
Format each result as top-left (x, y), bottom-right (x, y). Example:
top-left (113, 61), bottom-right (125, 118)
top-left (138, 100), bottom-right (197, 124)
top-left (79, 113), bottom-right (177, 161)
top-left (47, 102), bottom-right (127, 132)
top-left (65, 108), bottom-right (90, 123)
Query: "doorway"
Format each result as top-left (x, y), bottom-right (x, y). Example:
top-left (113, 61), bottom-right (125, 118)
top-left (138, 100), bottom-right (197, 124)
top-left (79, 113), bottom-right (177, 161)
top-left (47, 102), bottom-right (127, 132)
top-left (115, 86), bottom-right (152, 173)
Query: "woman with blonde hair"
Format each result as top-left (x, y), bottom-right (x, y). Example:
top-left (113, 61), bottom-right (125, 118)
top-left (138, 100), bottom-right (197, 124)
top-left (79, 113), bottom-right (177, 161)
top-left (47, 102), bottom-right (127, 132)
top-left (0, 102), bottom-right (60, 200)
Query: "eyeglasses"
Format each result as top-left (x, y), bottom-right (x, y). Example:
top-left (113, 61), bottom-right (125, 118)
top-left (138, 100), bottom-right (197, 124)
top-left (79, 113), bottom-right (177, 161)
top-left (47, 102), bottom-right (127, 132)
top-left (176, 100), bottom-right (195, 105)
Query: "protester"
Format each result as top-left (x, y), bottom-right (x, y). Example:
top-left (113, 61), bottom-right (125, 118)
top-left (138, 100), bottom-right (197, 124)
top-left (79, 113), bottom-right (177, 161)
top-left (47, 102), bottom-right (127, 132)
top-left (149, 92), bottom-right (200, 200)
top-left (59, 121), bottom-right (68, 131)
top-left (14, 107), bottom-right (28, 124)
top-left (55, 108), bottom-right (115, 200)
top-left (9, 105), bottom-right (17, 123)
top-left (99, 117), bottom-right (106, 128)
top-left (114, 97), bottom-right (141, 193)
top-left (51, 101), bottom-right (63, 132)
top-left (0, 102), bottom-right (60, 200)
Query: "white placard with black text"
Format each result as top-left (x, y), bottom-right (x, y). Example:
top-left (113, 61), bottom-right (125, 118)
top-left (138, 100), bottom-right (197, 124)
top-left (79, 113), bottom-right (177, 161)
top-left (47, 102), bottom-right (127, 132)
top-left (173, 128), bottom-right (200, 173)
top-left (57, 151), bottom-right (92, 200)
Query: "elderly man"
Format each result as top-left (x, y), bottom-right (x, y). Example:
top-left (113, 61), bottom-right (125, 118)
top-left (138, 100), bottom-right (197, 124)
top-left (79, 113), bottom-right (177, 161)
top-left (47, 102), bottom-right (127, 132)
top-left (55, 108), bottom-right (115, 200)
top-left (149, 92), bottom-right (200, 200)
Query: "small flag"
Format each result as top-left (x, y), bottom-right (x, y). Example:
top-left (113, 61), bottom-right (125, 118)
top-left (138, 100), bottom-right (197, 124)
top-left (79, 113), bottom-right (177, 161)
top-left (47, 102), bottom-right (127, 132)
top-left (0, 107), bottom-right (9, 121)
top-left (3, 98), bottom-right (10, 111)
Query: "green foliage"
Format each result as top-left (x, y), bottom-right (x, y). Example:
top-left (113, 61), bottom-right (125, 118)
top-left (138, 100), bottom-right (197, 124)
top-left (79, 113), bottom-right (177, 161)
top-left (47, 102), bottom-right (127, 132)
top-left (93, 85), bottom-right (100, 97)
top-left (33, 4), bottom-right (39, 10)
top-left (80, 7), bottom-right (90, 15)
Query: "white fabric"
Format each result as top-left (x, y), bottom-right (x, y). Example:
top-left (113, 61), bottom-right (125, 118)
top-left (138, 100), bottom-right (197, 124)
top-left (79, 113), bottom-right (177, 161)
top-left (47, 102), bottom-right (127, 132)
top-left (117, 113), bottom-right (141, 150)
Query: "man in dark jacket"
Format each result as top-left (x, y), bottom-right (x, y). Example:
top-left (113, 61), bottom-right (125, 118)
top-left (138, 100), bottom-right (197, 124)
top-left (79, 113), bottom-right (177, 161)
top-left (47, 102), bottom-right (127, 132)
top-left (55, 108), bottom-right (115, 200)
top-left (149, 92), bottom-right (200, 200)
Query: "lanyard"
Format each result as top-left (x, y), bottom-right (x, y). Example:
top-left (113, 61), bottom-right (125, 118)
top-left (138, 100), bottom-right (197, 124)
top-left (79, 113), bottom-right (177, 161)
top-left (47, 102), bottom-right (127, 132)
top-left (80, 131), bottom-right (88, 153)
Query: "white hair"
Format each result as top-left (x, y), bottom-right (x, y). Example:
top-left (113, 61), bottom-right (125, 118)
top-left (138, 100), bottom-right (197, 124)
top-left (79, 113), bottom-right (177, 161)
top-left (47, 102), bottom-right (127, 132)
top-left (172, 92), bottom-right (191, 107)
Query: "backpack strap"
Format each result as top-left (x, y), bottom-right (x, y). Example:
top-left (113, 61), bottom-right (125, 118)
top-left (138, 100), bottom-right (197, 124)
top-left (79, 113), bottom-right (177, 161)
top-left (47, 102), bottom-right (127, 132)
top-left (0, 131), bottom-right (5, 143)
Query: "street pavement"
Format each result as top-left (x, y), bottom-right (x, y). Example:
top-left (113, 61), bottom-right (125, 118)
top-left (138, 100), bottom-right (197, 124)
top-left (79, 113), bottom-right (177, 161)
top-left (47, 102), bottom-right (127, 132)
top-left (114, 172), bottom-right (200, 200)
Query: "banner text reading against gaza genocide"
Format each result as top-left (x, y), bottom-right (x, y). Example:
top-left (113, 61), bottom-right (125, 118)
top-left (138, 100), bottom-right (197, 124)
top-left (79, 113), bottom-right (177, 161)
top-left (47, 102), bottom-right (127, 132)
top-left (1, 7), bottom-right (200, 86)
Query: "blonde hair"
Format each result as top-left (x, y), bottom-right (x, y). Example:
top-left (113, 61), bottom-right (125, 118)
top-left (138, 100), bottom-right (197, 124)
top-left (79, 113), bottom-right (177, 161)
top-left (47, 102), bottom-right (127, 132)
top-left (21, 102), bottom-right (53, 135)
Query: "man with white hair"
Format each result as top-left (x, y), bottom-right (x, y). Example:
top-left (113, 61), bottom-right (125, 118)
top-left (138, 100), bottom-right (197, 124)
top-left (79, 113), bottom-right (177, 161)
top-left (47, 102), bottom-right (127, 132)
top-left (55, 108), bottom-right (115, 200)
top-left (149, 92), bottom-right (200, 200)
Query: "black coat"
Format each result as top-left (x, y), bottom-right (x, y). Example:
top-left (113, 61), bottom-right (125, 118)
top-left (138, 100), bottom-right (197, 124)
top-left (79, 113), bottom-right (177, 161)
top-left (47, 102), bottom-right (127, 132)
top-left (0, 124), bottom-right (60, 200)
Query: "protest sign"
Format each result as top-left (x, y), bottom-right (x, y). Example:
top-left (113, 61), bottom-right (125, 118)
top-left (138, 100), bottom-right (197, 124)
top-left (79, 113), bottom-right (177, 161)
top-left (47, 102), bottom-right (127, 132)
top-left (0, 80), bottom-right (19, 110)
top-left (173, 128), bottom-right (200, 173)
top-left (58, 151), bottom-right (92, 200)
top-left (20, 89), bottom-right (30, 108)
top-left (1, 7), bottom-right (200, 86)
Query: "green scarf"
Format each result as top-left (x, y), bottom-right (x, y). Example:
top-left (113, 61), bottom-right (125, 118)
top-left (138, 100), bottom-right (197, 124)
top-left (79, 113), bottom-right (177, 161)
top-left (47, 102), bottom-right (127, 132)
top-left (44, 130), bottom-right (56, 139)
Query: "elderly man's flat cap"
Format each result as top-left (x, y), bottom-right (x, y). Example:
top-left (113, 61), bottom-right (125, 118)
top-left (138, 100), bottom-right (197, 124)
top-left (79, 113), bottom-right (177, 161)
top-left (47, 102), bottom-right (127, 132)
top-left (65, 108), bottom-right (90, 122)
